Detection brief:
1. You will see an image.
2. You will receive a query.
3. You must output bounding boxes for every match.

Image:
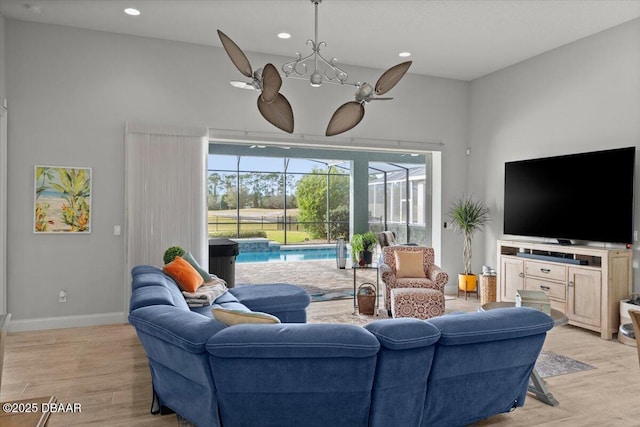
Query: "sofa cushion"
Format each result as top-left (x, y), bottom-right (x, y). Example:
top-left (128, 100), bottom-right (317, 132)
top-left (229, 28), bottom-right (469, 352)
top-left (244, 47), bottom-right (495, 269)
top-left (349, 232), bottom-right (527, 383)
top-left (129, 305), bottom-right (226, 353)
top-left (130, 285), bottom-right (176, 311)
top-left (212, 307), bottom-right (281, 326)
top-left (395, 251), bottom-right (426, 278)
top-left (182, 252), bottom-right (215, 282)
top-left (427, 307), bottom-right (554, 345)
top-left (229, 283), bottom-right (311, 313)
top-left (207, 323), bottom-right (380, 359)
top-left (163, 256), bottom-right (204, 293)
top-left (365, 318), bottom-right (440, 350)
top-left (130, 267), bottom-right (189, 311)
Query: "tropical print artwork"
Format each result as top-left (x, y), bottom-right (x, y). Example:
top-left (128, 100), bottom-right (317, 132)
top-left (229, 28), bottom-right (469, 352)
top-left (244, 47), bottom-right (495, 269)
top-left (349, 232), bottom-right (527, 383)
top-left (34, 165), bottom-right (91, 233)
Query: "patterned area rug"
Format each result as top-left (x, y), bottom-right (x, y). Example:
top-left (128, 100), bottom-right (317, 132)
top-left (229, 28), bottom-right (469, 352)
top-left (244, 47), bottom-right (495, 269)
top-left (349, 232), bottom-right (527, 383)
top-left (535, 350), bottom-right (595, 378)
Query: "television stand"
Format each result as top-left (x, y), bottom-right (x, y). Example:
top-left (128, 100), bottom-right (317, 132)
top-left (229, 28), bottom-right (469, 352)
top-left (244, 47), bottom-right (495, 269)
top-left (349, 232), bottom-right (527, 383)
top-left (497, 239), bottom-right (632, 339)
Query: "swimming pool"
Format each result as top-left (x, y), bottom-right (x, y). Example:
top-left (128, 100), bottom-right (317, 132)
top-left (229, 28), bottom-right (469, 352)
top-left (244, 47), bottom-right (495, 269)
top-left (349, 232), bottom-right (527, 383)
top-left (236, 245), bottom-right (348, 263)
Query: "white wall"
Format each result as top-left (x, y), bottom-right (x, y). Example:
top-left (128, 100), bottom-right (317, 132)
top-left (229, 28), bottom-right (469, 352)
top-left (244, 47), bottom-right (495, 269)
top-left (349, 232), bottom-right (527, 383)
top-left (5, 20), bottom-right (470, 329)
top-left (468, 18), bottom-right (640, 293)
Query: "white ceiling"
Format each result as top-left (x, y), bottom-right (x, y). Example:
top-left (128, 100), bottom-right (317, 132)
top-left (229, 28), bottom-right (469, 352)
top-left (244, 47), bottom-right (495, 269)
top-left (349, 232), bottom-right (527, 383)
top-left (2, 0), bottom-right (640, 81)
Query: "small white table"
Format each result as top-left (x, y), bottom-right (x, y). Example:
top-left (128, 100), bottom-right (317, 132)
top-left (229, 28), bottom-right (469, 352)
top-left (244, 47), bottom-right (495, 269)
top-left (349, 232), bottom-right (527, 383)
top-left (479, 301), bottom-right (568, 407)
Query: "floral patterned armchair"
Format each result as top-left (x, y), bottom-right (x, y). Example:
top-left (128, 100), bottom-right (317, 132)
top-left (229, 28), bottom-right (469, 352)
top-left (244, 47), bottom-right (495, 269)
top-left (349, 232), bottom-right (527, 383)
top-left (379, 246), bottom-right (449, 315)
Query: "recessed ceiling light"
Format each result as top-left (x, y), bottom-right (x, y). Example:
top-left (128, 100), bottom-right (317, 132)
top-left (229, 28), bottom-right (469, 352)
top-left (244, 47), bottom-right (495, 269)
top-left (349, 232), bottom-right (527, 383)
top-left (124, 8), bottom-right (141, 16)
top-left (399, 52), bottom-right (411, 58)
top-left (277, 33), bottom-right (291, 39)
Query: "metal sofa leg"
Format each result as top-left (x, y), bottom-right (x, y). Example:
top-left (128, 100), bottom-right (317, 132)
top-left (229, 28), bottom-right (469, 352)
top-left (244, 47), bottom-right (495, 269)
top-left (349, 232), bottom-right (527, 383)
top-left (150, 390), bottom-right (161, 415)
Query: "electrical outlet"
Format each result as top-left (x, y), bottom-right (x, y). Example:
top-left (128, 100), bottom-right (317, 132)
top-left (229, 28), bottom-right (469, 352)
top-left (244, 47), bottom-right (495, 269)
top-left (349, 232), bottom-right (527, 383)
top-left (59, 290), bottom-right (67, 303)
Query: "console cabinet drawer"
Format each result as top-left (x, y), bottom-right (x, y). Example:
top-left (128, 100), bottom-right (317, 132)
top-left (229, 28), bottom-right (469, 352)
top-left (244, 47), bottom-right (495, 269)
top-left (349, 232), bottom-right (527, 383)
top-left (524, 278), bottom-right (566, 301)
top-left (525, 260), bottom-right (567, 282)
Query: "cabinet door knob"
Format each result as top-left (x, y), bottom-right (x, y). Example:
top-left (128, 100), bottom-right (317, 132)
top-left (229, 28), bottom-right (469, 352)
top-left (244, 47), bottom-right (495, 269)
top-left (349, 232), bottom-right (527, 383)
top-left (540, 268), bottom-right (551, 274)
top-left (568, 281), bottom-right (574, 287)
top-left (518, 272), bottom-right (524, 278)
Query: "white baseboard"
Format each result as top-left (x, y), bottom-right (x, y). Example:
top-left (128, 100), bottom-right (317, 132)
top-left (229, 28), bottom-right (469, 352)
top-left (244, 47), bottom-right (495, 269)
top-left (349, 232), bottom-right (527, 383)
top-left (8, 312), bottom-right (127, 332)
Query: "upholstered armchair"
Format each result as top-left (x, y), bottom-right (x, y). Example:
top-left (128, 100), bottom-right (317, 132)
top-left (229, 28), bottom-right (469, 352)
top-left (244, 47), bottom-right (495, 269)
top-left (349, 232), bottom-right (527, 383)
top-left (379, 246), bottom-right (449, 315)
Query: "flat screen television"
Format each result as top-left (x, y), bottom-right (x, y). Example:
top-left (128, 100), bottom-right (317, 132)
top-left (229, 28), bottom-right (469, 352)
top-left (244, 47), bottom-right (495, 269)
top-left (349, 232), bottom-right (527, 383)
top-left (504, 147), bottom-right (635, 245)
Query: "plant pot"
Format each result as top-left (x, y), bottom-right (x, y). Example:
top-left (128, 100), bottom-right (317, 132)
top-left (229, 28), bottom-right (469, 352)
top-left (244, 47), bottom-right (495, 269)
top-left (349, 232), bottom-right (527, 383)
top-left (458, 273), bottom-right (477, 292)
top-left (360, 250), bottom-right (374, 265)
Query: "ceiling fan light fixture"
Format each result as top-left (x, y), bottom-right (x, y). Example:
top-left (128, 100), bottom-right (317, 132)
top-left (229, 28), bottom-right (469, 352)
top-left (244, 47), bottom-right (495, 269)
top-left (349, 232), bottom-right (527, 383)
top-left (281, 0), bottom-right (349, 87)
top-left (310, 70), bottom-right (323, 87)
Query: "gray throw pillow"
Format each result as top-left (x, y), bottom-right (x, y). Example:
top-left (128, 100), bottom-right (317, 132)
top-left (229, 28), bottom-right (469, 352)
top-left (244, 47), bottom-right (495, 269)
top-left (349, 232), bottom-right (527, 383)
top-left (182, 252), bottom-right (214, 282)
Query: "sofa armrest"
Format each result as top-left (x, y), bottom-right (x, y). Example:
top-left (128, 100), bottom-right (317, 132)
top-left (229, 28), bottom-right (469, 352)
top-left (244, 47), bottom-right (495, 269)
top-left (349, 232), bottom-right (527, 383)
top-left (426, 264), bottom-right (448, 290)
top-left (379, 262), bottom-right (396, 285)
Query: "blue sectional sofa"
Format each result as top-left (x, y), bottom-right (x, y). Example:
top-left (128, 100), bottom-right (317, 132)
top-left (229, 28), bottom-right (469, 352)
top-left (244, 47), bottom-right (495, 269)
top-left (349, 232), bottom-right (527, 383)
top-left (128, 265), bottom-right (554, 427)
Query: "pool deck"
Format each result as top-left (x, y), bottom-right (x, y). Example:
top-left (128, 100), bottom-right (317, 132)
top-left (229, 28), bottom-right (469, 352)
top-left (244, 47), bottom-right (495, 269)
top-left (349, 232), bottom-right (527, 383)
top-left (235, 259), bottom-right (480, 320)
top-left (235, 259), bottom-right (377, 291)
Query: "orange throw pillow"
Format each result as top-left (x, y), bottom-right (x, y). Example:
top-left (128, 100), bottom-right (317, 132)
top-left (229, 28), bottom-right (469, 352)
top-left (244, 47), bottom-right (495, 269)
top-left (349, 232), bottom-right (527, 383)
top-left (163, 256), bottom-right (204, 293)
top-left (395, 251), bottom-right (427, 278)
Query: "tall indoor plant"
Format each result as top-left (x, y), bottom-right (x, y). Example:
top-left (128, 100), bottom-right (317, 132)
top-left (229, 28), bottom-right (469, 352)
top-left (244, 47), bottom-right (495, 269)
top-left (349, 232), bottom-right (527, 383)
top-left (448, 195), bottom-right (490, 292)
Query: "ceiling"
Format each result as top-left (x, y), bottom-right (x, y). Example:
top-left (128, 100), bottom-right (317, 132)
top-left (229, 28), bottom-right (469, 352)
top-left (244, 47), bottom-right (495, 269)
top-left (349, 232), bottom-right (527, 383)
top-left (2, 0), bottom-right (640, 81)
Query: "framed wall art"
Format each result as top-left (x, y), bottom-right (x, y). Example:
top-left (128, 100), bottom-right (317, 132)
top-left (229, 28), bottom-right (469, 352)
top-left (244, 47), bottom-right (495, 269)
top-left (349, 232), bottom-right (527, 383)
top-left (34, 165), bottom-right (92, 234)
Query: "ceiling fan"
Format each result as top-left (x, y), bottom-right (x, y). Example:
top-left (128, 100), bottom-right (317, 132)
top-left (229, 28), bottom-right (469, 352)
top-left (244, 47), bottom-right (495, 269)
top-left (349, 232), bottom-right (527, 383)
top-left (217, 30), bottom-right (294, 134)
top-left (325, 61), bottom-right (412, 136)
top-left (217, 0), bottom-right (413, 137)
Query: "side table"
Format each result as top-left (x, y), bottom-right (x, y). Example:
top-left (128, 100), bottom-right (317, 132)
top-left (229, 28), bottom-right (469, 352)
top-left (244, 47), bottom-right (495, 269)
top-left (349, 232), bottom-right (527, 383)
top-left (352, 263), bottom-right (379, 316)
top-left (479, 301), bottom-right (567, 407)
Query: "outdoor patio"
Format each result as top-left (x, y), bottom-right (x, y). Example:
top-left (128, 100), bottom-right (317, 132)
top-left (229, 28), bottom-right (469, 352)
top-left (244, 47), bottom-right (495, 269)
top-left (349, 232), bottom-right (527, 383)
top-left (235, 259), bottom-right (481, 324)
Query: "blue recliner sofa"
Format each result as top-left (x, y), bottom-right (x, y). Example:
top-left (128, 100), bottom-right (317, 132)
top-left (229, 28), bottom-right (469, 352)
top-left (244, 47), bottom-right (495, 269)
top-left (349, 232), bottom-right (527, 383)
top-left (128, 265), bottom-right (553, 427)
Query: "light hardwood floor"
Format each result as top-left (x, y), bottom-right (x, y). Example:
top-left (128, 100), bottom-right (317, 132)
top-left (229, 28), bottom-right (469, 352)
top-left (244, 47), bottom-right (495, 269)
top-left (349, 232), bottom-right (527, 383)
top-left (1, 297), bottom-right (639, 426)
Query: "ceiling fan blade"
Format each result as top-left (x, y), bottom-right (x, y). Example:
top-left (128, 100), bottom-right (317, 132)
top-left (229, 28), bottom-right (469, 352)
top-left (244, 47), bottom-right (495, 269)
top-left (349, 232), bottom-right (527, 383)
top-left (217, 30), bottom-right (253, 78)
top-left (260, 63), bottom-right (282, 104)
top-left (257, 93), bottom-right (294, 133)
top-left (374, 61), bottom-right (412, 96)
top-left (369, 97), bottom-right (394, 101)
top-left (325, 101), bottom-right (365, 137)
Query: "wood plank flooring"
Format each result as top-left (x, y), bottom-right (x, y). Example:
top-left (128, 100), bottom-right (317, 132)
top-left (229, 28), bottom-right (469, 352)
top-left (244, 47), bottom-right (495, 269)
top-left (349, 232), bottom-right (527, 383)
top-left (1, 297), bottom-right (639, 426)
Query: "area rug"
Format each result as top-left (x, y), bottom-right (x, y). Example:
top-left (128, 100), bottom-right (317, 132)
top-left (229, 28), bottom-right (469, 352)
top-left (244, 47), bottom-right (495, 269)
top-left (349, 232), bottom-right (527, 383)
top-left (308, 289), bottom-right (354, 302)
top-left (535, 350), bottom-right (595, 378)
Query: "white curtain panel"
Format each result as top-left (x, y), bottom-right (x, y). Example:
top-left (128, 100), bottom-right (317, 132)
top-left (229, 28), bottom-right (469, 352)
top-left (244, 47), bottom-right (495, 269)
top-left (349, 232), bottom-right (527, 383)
top-left (125, 122), bottom-right (209, 282)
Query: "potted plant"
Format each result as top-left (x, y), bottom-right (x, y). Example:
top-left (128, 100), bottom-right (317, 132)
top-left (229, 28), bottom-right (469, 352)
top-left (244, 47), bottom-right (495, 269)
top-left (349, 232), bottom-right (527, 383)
top-left (163, 246), bottom-right (185, 265)
top-left (448, 195), bottom-right (490, 293)
top-left (350, 231), bottom-right (378, 265)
